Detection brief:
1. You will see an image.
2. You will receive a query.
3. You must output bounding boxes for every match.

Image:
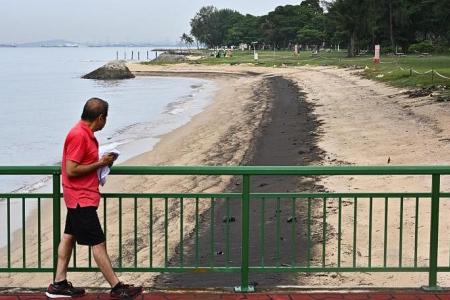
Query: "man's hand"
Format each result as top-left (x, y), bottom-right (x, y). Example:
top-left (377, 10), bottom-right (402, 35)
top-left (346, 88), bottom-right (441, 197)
top-left (66, 153), bottom-right (117, 178)
top-left (99, 153), bottom-right (116, 167)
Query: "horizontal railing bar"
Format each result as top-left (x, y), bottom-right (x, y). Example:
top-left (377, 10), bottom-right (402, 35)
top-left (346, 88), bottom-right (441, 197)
top-left (0, 166), bottom-right (59, 175)
top-left (0, 268), bottom-right (54, 272)
top-left (250, 193), bottom-right (432, 198)
top-left (4, 165), bottom-right (450, 175)
top-left (248, 267), bottom-right (429, 272)
top-left (67, 267), bottom-right (241, 273)
top-left (0, 194), bottom-right (54, 198)
top-left (108, 165), bottom-right (450, 175)
top-left (1, 268), bottom-right (236, 273)
top-left (101, 193), bottom-right (241, 198)
top-left (437, 267), bottom-right (450, 272)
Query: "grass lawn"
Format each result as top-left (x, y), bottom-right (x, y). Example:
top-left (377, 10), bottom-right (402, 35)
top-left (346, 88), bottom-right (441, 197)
top-left (144, 50), bottom-right (450, 89)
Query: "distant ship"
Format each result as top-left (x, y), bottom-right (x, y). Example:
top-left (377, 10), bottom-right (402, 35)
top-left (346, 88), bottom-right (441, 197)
top-left (0, 44), bottom-right (17, 47)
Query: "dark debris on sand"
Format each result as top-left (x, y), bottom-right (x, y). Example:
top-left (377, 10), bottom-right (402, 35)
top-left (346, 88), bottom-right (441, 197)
top-left (154, 75), bottom-right (327, 289)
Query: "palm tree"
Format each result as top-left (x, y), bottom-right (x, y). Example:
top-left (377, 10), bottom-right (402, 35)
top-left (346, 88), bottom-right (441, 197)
top-left (180, 33), bottom-right (195, 49)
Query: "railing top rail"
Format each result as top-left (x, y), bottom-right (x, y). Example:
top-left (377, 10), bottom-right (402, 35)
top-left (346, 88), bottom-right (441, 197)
top-left (0, 166), bottom-right (60, 175)
top-left (2, 165), bottom-right (450, 175)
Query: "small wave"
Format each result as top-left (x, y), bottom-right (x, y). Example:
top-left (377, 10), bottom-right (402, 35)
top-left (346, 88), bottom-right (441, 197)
top-left (163, 94), bottom-right (195, 115)
top-left (9, 175), bottom-right (52, 194)
top-left (1, 142), bottom-right (126, 197)
top-left (80, 60), bottom-right (109, 63)
top-left (166, 108), bottom-right (185, 115)
top-left (114, 123), bottom-right (140, 135)
top-left (106, 122), bottom-right (156, 143)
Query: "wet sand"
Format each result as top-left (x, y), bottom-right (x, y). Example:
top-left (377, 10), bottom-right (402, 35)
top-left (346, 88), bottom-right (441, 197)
top-left (154, 75), bottom-right (324, 289)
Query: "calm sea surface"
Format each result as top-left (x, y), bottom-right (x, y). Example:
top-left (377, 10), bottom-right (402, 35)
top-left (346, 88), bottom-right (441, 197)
top-left (0, 47), bottom-right (216, 191)
top-left (0, 47), bottom-right (216, 246)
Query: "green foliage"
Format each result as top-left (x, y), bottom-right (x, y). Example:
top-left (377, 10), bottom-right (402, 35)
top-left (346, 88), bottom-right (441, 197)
top-left (189, 0), bottom-right (328, 50)
top-left (297, 27), bottom-right (325, 45)
top-left (409, 41), bottom-right (434, 54)
top-left (263, 5), bottom-right (304, 48)
top-left (180, 33), bottom-right (194, 48)
top-left (381, 46), bottom-right (395, 54)
top-left (190, 6), bottom-right (243, 48)
top-left (327, 0), bottom-right (373, 56)
top-left (187, 0), bottom-right (448, 58)
top-left (434, 39), bottom-right (450, 54)
top-left (190, 6), bottom-right (215, 47)
top-left (225, 14), bottom-right (263, 45)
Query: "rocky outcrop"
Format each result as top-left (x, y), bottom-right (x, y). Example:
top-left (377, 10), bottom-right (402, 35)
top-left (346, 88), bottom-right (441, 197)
top-left (82, 60), bottom-right (135, 80)
top-left (154, 53), bottom-right (187, 63)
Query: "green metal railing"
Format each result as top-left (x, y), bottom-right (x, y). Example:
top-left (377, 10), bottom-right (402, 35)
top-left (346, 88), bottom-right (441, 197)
top-left (1, 166), bottom-right (450, 291)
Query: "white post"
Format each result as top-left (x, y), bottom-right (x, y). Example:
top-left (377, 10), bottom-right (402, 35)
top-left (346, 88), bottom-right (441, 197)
top-left (252, 42), bottom-right (258, 61)
top-left (374, 44), bottom-right (381, 64)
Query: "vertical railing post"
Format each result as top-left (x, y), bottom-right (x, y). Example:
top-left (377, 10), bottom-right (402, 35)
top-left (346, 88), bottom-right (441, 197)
top-left (52, 171), bottom-right (61, 280)
top-left (424, 174), bottom-right (441, 290)
top-left (235, 174), bottom-right (254, 292)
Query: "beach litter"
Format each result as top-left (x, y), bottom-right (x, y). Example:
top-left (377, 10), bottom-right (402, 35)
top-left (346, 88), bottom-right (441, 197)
top-left (222, 216), bottom-right (236, 223)
top-left (287, 216), bottom-right (297, 223)
top-left (402, 87), bottom-right (433, 98)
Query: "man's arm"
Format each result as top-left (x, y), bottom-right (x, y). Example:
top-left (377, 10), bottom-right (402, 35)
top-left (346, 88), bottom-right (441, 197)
top-left (66, 154), bottom-right (115, 178)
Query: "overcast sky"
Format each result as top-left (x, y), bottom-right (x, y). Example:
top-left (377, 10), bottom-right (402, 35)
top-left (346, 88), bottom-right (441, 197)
top-left (1, 0), bottom-right (301, 44)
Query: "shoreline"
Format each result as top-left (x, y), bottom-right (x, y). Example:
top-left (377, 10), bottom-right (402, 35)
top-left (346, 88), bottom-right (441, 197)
top-left (0, 64), bottom-right (276, 288)
top-left (0, 76), bottom-right (218, 250)
top-left (3, 63), bottom-right (450, 289)
top-left (153, 74), bottom-right (325, 288)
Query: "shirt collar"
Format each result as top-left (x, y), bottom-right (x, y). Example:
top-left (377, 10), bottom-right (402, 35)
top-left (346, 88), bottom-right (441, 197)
top-left (78, 120), bottom-right (95, 139)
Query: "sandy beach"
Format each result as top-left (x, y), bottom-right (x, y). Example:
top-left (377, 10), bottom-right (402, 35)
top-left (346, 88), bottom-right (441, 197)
top-left (3, 63), bottom-right (450, 289)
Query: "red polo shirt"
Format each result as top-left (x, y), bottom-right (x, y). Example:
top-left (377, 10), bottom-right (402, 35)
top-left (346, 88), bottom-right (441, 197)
top-left (62, 121), bottom-right (100, 208)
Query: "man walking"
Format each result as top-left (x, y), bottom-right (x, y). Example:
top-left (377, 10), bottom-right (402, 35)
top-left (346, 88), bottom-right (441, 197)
top-left (46, 98), bottom-right (143, 299)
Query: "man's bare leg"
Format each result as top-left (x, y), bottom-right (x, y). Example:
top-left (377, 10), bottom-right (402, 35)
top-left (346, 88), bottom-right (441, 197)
top-left (92, 242), bottom-right (120, 287)
top-left (54, 234), bottom-right (75, 282)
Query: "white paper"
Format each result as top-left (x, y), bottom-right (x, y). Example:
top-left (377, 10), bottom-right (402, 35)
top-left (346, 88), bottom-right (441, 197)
top-left (97, 148), bottom-right (120, 186)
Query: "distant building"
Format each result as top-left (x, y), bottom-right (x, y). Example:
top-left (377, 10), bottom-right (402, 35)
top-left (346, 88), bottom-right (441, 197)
top-left (239, 43), bottom-right (248, 51)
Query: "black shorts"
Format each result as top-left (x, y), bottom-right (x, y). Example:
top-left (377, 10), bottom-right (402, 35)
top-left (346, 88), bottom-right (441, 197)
top-left (64, 205), bottom-right (106, 246)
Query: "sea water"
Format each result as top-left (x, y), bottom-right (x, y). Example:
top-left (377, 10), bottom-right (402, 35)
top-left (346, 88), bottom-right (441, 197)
top-left (0, 47), bottom-right (217, 247)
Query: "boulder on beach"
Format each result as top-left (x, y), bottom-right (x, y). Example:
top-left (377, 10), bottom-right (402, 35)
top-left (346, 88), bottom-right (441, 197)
top-left (82, 60), bottom-right (135, 80)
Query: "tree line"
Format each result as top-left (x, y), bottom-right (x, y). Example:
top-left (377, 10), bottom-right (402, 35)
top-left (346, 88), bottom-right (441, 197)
top-left (182, 0), bottom-right (450, 57)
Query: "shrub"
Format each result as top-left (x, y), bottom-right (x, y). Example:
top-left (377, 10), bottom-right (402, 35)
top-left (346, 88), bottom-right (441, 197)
top-left (408, 41), bottom-right (434, 53)
top-left (434, 39), bottom-right (450, 53)
top-left (381, 45), bottom-right (395, 54)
